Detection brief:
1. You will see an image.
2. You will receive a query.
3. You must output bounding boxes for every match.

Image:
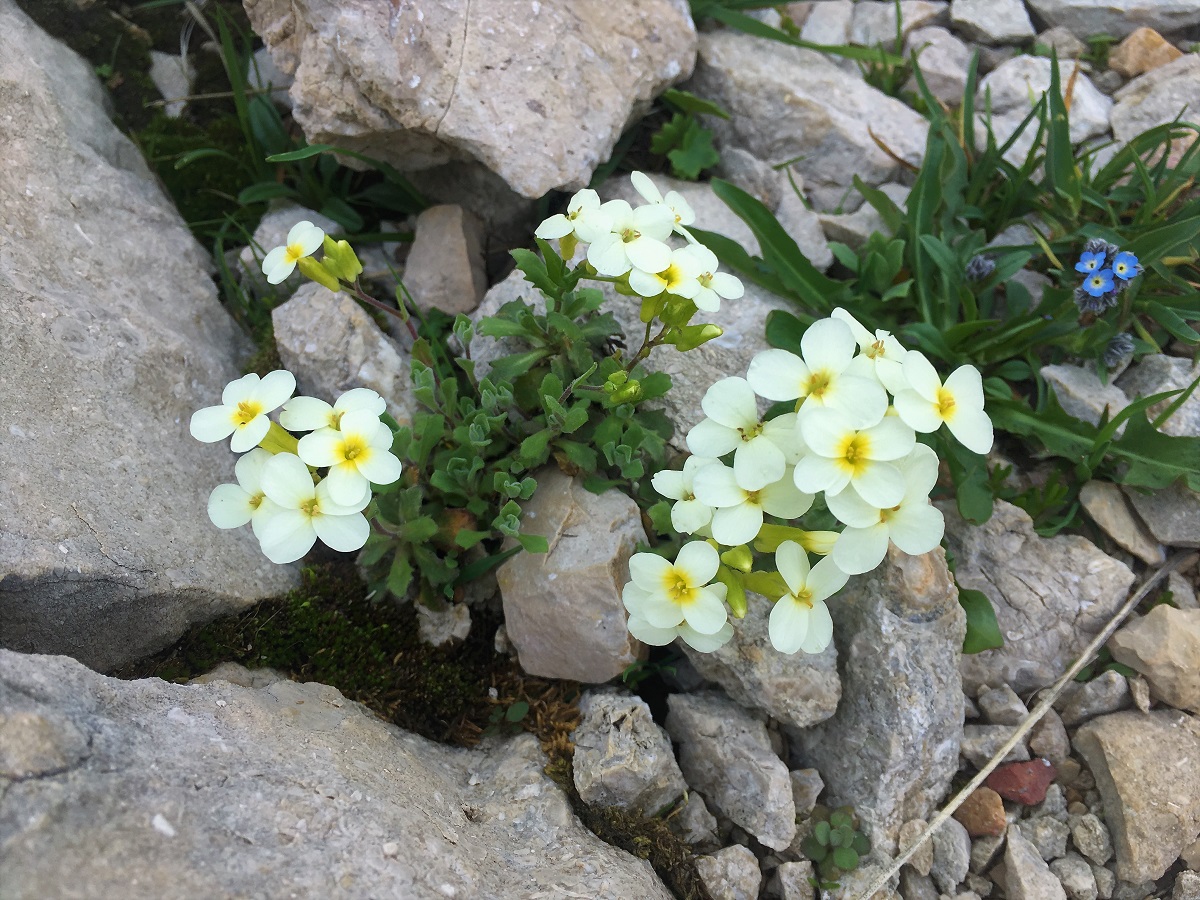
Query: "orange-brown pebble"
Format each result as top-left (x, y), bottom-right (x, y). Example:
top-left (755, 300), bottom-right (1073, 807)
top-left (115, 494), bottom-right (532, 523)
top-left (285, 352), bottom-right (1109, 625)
top-left (953, 787), bottom-right (1007, 837)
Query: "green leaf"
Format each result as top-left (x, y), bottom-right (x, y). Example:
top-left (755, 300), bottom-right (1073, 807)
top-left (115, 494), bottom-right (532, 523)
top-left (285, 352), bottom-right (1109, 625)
top-left (1146, 302), bottom-right (1200, 344)
top-left (456, 545), bottom-right (522, 584)
top-left (519, 429), bottom-right (554, 465)
top-left (1112, 412), bottom-right (1200, 492)
top-left (386, 551), bottom-right (414, 599)
top-left (517, 532), bottom-right (550, 553)
top-left (711, 179), bottom-right (845, 312)
top-left (832, 847), bottom-right (860, 872)
top-left (505, 700), bottom-right (530, 722)
top-left (511, 248), bottom-right (559, 297)
top-left (800, 837), bottom-right (828, 862)
top-left (764, 309), bottom-right (808, 353)
top-left (401, 516), bottom-right (439, 543)
top-left (454, 529), bottom-right (491, 550)
top-left (265, 143), bottom-right (338, 162)
top-left (660, 87), bottom-right (731, 119)
top-left (960, 588), bottom-right (1004, 654)
top-left (813, 820), bottom-right (831, 845)
top-left (668, 123), bottom-right (719, 180)
top-left (1044, 55), bottom-right (1082, 215)
top-left (477, 316), bottom-right (532, 338)
top-left (237, 182), bottom-right (299, 204)
top-left (696, 4), bottom-right (905, 64)
top-left (650, 112), bottom-right (692, 156)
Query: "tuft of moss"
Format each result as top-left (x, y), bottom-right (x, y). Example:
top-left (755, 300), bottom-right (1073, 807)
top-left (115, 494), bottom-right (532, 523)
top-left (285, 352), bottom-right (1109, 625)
top-left (243, 326), bottom-right (284, 376)
top-left (544, 753), bottom-right (713, 900)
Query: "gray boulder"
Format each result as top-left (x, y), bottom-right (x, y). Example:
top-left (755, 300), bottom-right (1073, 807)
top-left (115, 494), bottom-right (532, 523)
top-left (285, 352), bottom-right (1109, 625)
top-left (0, 1), bottom-right (296, 672)
top-left (0, 650), bottom-right (673, 899)
top-left (1025, 0), bottom-right (1200, 39)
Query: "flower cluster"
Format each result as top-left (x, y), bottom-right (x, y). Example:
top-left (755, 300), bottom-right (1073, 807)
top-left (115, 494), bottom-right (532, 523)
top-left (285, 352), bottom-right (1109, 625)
top-left (625, 309), bottom-right (994, 656)
top-left (191, 373), bottom-right (402, 564)
top-left (535, 172), bottom-right (744, 314)
top-left (260, 220), bottom-right (364, 293)
top-left (1073, 240), bottom-right (1141, 315)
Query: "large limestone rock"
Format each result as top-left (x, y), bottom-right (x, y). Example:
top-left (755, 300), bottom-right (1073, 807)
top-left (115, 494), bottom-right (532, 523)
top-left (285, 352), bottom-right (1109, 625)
top-left (0, 1), bottom-right (296, 672)
top-left (1111, 55), bottom-right (1200, 144)
top-left (789, 546), bottom-right (966, 851)
top-left (944, 500), bottom-right (1135, 695)
top-left (0, 650), bottom-right (673, 899)
top-left (1109, 605), bottom-right (1200, 714)
top-left (687, 30), bottom-right (928, 211)
top-left (1075, 710), bottom-right (1200, 884)
top-left (496, 468), bottom-right (645, 682)
top-left (1025, 0), bottom-right (1200, 39)
top-left (678, 593), bottom-right (841, 729)
top-left (243, 0), bottom-right (697, 198)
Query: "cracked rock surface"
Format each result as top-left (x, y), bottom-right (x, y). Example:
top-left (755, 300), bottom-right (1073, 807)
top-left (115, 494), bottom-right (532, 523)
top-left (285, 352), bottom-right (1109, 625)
top-left (0, 0), bottom-right (297, 672)
top-left (0, 650), bottom-right (673, 900)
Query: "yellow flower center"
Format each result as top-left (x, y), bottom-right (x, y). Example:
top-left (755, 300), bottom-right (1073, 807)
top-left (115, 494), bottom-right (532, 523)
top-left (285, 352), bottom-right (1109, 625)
top-left (738, 422), bottom-right (764, 442)
top-left (835, 433), bottom-right (872, 477)
top-left (232, 400), bottom-right (263, 427)
top-left (620, 228), bottom-right (641, 244)
top-left (868, 338), bottom-right (887, 359)
top-left (698, 271), bottom-right (715, 288)
top-left (284, 241), bottom-right (307, 265)
top-left (791, 587), bottom-right (813, 609)
top-left (300, 498), bottom-right (320, 517)
top-left (806, 370), bottom-right (832, 399)
top-left (340, 434), bottom-right (371, 464)
top-left (329, 409), bottom-right (345, 429)
top-left (661, 567), bottom-right (698, 605)
top-left (657, 263), bottom-right (687, 292)
top-left (249, 492), bottom-right (264, 510)
top-left (879, 503), bottom-right (901, 524)
top-left (936, 387), bottom-right (956, 420)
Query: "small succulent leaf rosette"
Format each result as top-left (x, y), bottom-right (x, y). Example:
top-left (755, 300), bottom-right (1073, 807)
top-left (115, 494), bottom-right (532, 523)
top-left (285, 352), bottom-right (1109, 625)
top-left (191, 371), bottom-right (402, 564)
top-left (628, 308), bottom-right (994, 656)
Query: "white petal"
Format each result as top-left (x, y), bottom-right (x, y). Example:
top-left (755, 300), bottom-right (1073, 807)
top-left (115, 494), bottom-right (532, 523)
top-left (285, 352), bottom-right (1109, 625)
top-left (260, 452), bottom-right (316, 509)
top-left (686, 419), bottom-right (741, 459)
top-left (357, 450), bottom-right (404, 486)
top-left (287, 220), bottom-right (325, 255)
top-left (832, 525), bottom-right (890, 575)
top-left (627, 614), bottom-right (680, 647)
top-left (710, 503), bottom-right (764, 546)
top-left (823, 375), bottom-right (888, 428)
top-left (230, 415), bottom-right (271, 453)
top-left (944, 364), bottom-right (985, 409)
top-left (626, 236), bottom-right (672, 275)
top-left (747, 349), bottom-right (808, 402)
top-left (775, 540), bottom-right (811, 595)
top-left (762, 413), bottom-right (805, 465)
top-left (261, 246), bottom-right (289, 280)
top-left (334, 388), bottom-right (387, 417)
top-left (297, 428), bottom-right (345, 468)
top-left (622, 581), bottom-right (654, 614)
top-left (221, 373), bottom-right (260, 406)
top-left (799, 600), bottom-right (834, 654)
top-left (807, 555), bottom-right (850, 602)
top-left (825, 485), bottom-right (881, 528)
top-left (801, 318), bottom-right (856, 372)
top-left (947, 406), bottom-right (994, 455)
top-left (892, 390), bottom-right (943, 433)
top-left (630, 171), bottom-right (663, 204)
top-left (793, 455), bottom-right (845, 496)
top-left (313, 511), bottom-right (371, 553)
top-left (709, 271), bottom-right (744, 300)
top-left (629, 552), bottom-right (672, 591)
top-left (889, 503), bottom-right (945, 555)
top-left (628, 267), bottom-right (666, 297)
top-left (898, 443), bottom-right (941, 499)
top-left (672, 498), bottom-right (715, 534)
top-left (692, 463), bottom-right (746, 508)
top-left (587, 234), bottom-right (631, 276)
top-left (701, 377), bottom-right (758, 429)
top-left (189, 405), bottom-right (236, 443)
top-left (250, 497), bottom-right (284, 539)
top-left (769, 596), bottom-right (809, 654)
top-left (322, 463), bottom-right (372, 507)
top-left (902, 351), bottom-right (942, 401)
top-left (831, 307), bottom-right (874, 348)
top-left (851, 461), bottom-right (905, 509)
top-left (315, 476), bottom-right (371, 514)
top-left (734, 436), bottom-right (786, 492)
top-left (678, 621), bottom-right (734, 652)
top-left (652, 469), bottom-right (687, 500)
top-left (208, 483), bottom-right (254, 529)
top-left (258, 509), bottom-right (317, 563)
top-left (642, 595), bottom-right (687, 629)
top-left (798, 407), bottom-right (854, 459)
top-left (234, 448), bottom-right (273, 493)
top-left (862, 416), bottom-right (916, 461)
top-left (534, 214), bottom-right (573, 240)
top-left (676, 541), bottom-right (720, 584)
top-left (760, 475), bottom-right (814, 519)
top-left (631, 203), bottom-right (675, 241)
top-left (251, 369), bottom-right (296, 412)
top-left (684, 587), bottom-right (729, 635)
top-left (280, 396), bottom-right (334, 432)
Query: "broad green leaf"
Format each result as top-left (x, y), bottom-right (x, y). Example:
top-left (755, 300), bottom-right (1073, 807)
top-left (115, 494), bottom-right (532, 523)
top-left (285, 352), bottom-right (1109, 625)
top-left (1146, 302), bottom-right (1200, 344)
top-left (510, 248), bottom-right (558, 297)
top-left (1111, 412), bottom-right (1200, 491)
top-left (668, 123), bottom-right (720, 180)
top-left (959, 588), bottom-right (1004, 653)
top-left (660, 88), bottom-right (731, 119)
top-left (517, 532), bottom-right (550, 553)
top-left (386, 551), bottom-right (414, 598)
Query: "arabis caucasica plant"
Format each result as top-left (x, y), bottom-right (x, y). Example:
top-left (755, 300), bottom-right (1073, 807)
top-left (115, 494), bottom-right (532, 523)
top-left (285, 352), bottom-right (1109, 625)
top-left (628, 309), bottom-right (993, 655)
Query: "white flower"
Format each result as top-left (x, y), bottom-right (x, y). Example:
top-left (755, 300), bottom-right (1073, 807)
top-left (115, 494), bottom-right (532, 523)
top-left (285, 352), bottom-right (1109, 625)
top-left (296, 408), bottom-right (403, 506)
top-left (280, 387), bottom-right (387, 433)
top-left (624, 541), bottom-right (729, 635)
top-left (256, 452), bottom-right (370, 564)
top-left (206, 448), bottom-right (282, 538)
top-left (769, 540), bottom-right (847, 655)
top-left (746, 318), bottom-right (887, 428)
top-left (261, 221), bottom-right (325, 285)
top-left (190, 369), bottom-right (296, 453)
top-left (793, 406), bottom-right (915, 507)
top-left (830, 307), bottom-right (909, 394)
top-left (686, 377), bottom-right (799, 491)
top-left (534, 188), bottom-right (613, 243)
top-left (892, 352), bottom-right (994, 454)
top-left (651, 456), bottom-right (720, 534)
top-left (628, 245), bottom-right (704, 299)
top-left (586, 199), bottom-right (674, 276)
top-left (826, 443), bottom-right (945, 575)
top-left (630, 171), bottom-right (696, 236)
top-left (692, 462), bottom-right (813, 546)
top-left (676, 244), bottom-right (743, 312)
top-left (625, 585), bottom-right (735, 653)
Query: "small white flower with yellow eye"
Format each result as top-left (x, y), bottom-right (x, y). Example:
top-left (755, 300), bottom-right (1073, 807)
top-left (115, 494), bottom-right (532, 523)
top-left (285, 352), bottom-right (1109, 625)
top-left (625, 604), bottom-right (735, 653)
top-left (280, 388), bottom-right (387, 433)
top-left (261, 221), bottom-right (325, 285)
top-left (534, 188), bottom-right (612, 244)
top-left (624, 542), bottom-right (729, 637)
top-left (674, 244), bottom-right (743, 312)
top-left (792, 406), bottom-right (915, 507)
top-left (628, 246), bottom-right (704, 299)
top-left (686, 377), bottom-right (798, 492)
top-left (768, 540), bottom-right (847, 655)
top-left (586, 199), bottom-right (674, 276)
top-left (190, 370), bottom-right (296, 453)
top-left (692, 461), bottom-right (813, 547)
top-left (296, 409), bottom-right (403, 507)
top-left (830, 307), bottom-right (909, 394)
top-left (206, 449), bottom-right (282, 538)
top-left (891, 352), bottom-right (994, 455)
top-left (255, 453), bottom-right (371, 564)
top-left (651, 456), bottom-right (720, 535)
top-left (630, 171), bottom-right (696, 236)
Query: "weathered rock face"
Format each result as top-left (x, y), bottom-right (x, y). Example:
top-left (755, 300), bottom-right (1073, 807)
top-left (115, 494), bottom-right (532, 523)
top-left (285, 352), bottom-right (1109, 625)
top-left (0, 650), bottom-right (673, 899)
top-left (0, 1), bottom-right (297, 672)
top-left (1109, 605), bottom-right (1200, 714)
top-left (1116, 354), bottom-right (1200, 438)
top-left (244, 0), bottom-right (697, 199)
top-left (665, 691), bottom-right (797, 851)
top-left (403, 204), bottom-right (488, 316)
top-left (1111, 54), bottom-right (1200, 144)
top-left (496, 468), bottom-right (645, 683)
top-left (678, 593), bottom-right (841, 729)
top-left (687, 30), bottom-right (929, 211)
top-left (944, 500), bottom-right (1135, 695)
top-left (789, 546), bottom-right (966, 850)
top-left (1109, 27), bottom-right (1183, 78)
top-left (1025, 0), bottom-right (1200, 39)
top-left (1074, 710), bottom-right (1200, 884)
top-left (273, 283), bottom-right (415, 426)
